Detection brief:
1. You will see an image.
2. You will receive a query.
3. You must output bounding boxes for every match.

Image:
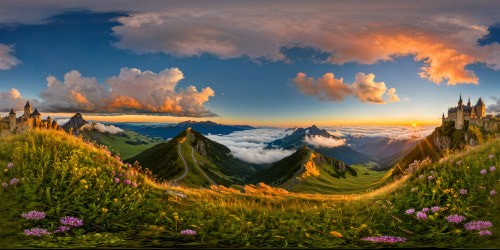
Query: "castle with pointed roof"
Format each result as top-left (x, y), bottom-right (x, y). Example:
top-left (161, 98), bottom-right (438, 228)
top-left (442, 95), bottom-right (493, 129)
top-left (2, 101), bottom-right (60, 133)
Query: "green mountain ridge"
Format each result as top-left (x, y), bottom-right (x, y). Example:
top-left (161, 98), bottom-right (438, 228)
top-left (125, 128), bottom-right (258, 187)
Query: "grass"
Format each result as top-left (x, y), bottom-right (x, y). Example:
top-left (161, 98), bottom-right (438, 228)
top-left (0, 129), bottom-right (498, 248)
top-left (81, 129), bottom-right (162, 159)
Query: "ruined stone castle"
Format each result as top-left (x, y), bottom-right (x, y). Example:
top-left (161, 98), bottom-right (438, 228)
top-left (1, 101), bottom-right (60, 133)
top-left (442, 95), bottom-right (494, 129)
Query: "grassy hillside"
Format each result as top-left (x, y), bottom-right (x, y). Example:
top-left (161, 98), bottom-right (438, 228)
top-left (80, 129), bottom-right (162, 160)
top-left (0, 129), bottom-right (498, 248)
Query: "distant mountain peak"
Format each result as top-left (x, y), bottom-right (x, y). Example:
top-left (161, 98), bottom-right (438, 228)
top-left (62, 113), bottom-right (88, 134)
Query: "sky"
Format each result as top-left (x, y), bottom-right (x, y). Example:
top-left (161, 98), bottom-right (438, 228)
top-left (0, 0), bottom-right (499, 127)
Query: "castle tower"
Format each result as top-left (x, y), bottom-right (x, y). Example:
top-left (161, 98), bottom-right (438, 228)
top-left (475, 97), bottom-right (486, 118)
top-left (467, 97), bottom-right (471, 108)
top-left (455, 95), bottom-right (464, 129)
top-left (23, 101), bottom-right (32, 120)
top-left (9, 108), bottom-right (16, 131)
top-left (32, 109), bottom-right (42, 126)
top-left (458, 94), bottom-right (463, 108)
top-left (442, 113), bottom-right (445, 125)
top-left (47, 116), bottom-right (52, 128)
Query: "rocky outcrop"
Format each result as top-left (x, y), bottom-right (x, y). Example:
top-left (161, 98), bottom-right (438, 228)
top-left (62, 113), bottom-right (88, 135)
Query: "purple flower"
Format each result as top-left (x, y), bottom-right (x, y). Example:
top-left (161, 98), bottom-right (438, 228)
top-left (459, 189), bottom-right (468, 195)
top-left (132, 182), bottom-right (138, 188)
top-left (431, 206), bottom-right (440, 213)
top-left (464, 221), bottom-right (493, 231)
top-left (53, 226), bottom-right (71, 233)
top-left (23, 228), bottom-right (51, 237)
top-left (21, 211), bottom-right (46, 220)
top-left (361, 236), bottom-right (407, 243)
top-left (9, 178), bottom-right (19, 185)
top-left (490, 166), bottom-right (496, 172)
top-left (123, 179), bottom-right (132, 185)
top-left (7, 162), bottom-right (13, 168)
top-left (180, 229), bottom-right (197, 236)
top-left (489, 154), bottom-right (494, 160)
top-left (490, 190), bottom-right (497, 196)
top-left (479, 230), bottom-right (492, 236)
top-left (405, 209), bottom-right (415, 215)
top-left (446, 214), bottom-right (465, 224)
top-left (114, 178), bottom-right (120, 183)
top-left (427, 175), bottom-right (434, 180)
top-left (1, 182), bottom-right (7, 188)
top-left (421, 207), bottom-right (429, 213)
top-left (416, 211), bottom-right (427, 220)
top-left (60, 216), bottom-right (83, 227)
top-left (480, 169), bottom-right (487, 175)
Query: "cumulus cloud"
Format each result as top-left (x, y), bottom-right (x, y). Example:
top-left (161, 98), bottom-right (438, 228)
top-left (207, 128), bottom-right (295, 164)
top-left (81, 122), bottom-right (124, 134)
top-left (294, 72), bottom-right (399, 104)
top-left (0, 88), bottom-right (40, 111)
top-left (37, 67), bottom-right (216, 117)
top-left (304, 135), bottom-right (346, 148)
top-left (0, 1), bottom-right (498, 85)
top-left (487, 97), bottom-right (500, 114)
top-left (0, 44), bottom-right (21, 70)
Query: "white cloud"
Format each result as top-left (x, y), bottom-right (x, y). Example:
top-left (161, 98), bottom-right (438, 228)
top-left (294, 72), bottom-right (400, 104)
top-left (324, 126), bottom-right (435, 141)
top-left (486, 97), bottom-right (500, 114)
top-left (0, 88), bottom-right (39, 111)
top-left (37, 67), bottom-right (216, 117)
top-left (207, 128), bottom-right (295, 164)
top-left (0, 44), bottom-right (21, 70)
top-left (304, 135), bottom-right (347, 148)
top-left (81, 122), bottom-right (124, 134)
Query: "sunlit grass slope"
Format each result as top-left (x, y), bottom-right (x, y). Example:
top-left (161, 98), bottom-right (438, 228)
top-left (0, 129), bottom-right (498, 248)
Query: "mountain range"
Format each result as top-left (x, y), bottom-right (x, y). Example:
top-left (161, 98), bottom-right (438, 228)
top-left (111, 120), bottom-right (255, 139)
top-left (267, 125), bottom-right (374, 165)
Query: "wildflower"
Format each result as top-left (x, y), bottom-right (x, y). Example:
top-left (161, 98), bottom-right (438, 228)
top-left (490, 166), bottom-right (496, 172)
top-left (53, 226), bottom-right (71, 233)
top-left (405, 209), bottom-right (415, 215)
top-left (101, 208), bottom-right (108, 213)
top-left (427, 175), bottom-right (434, 180)
top-left (9, 178), bottom-right (19, 185)
top-left (419, 175), bottom-right (424, 179)
top-left (411, 187), bottom-right (418, 192)
top-left (329, 231), bottom-right (343, 238)
top-left (416, 211), bottom-right (427, 220)
top-left (464, 221), bottom-right (493, 231)
top-left (114, 198), bottom-right (119, 203)
top-left (489, 154), bottom-right (494, 160)
top-left (3, 168), bottom-right (7, 173)
top-left (7, 162), bottom-right (13, 168)
top-left (430, 170), bottom-right (434, 175)
top-left (80, 179), bottom-right (87, 184)
top-left (21, 211), bottom-right (46, 220)
top-left (490, 190), bottom-right (497, 196)
top-left (459, 189), bottom-right (468, 195)
top-left (421, 207), bottom-right (429, 213)
top-left (479, 230), bottom-right (492, 236)
top-left (480, 169), bottom-right (487, 175)
top-left (23, 228), bottom-right (51, 237)
top-left (124, 179), bottom-right (132, 185)
top-left (1, 182), bottom-right (7, 188)
top-left (456, 160), bottom-right (462, 165)
top-left (60, 216), bottom-right (83, 227)
top-left (446, 214), bottom-right (465, 224)
top-left (84, 185), bottom-right (88, 189)
top-left (180, 229), bottom-right (197, 236)
top-left (361, 236), bottom-right (407, 243)
top-left (114, 178), bottom-right (120, 183)
top-left (431, 206), bottom-right (440, 213)
top-left (132, 182), bottom-right (138, 188)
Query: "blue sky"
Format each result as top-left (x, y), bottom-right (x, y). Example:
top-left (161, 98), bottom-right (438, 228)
top-left (0, 1), bottom-right (499, 126)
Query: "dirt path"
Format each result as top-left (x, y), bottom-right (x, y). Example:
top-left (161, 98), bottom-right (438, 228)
top-left (190, 146), bottom-right (216, 185)
top-left (171, 143), bottom-right (189, 182)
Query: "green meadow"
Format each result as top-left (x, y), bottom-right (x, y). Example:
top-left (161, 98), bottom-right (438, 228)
top-left (0, 129), bottom-right (498, 248)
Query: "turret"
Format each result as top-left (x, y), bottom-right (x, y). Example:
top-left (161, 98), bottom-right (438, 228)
top-left (458, 94), bottom-right (463, 108)
top-left (442, 113), bottom-right (445, 125)
top-left (47, 116), bottom-right (52, 128)
top-left (24, 101), bottom-right (32, 120)
top-left (32, 109), bottom-right (42, 126)
top-left (475, 97), bottom-right (486, 118)
top-left (9, 108), bottom-right (16, 131)
top-left (467, 97), bottom-right (471, 108)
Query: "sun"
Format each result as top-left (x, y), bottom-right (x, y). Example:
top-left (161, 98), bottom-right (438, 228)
top-left (412, 123), bottom-right (416, 127)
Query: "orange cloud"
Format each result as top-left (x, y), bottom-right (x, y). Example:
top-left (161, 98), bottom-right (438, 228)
top-left (294, 72), bottom-right (399, 104)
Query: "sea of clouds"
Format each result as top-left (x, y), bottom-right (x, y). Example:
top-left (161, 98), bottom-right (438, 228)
top-left (324, 126), bottom-right (435, 141)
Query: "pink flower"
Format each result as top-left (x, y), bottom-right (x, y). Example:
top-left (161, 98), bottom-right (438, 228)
top-left (464, 221), bottom-right (492, 231)
top-left (446, 214), bottom-right (465, 224)
top-left (421, 207), bottom-right (429, 212)
top-left (431, 206), bottom-right (440, 213)
top-left (124, 179), bottom-right (132, 185)
top-left (459, 189), bottom-right (468, 195)
top-left (180, 229), bottom-right (197, 236)
top-left (480, 169), bottom-right (487, 175)
top-left (490, 190), bottom-right (497, 196)
top-left (9, 178), bottom-right (19, 185)
top-left (361, 236), bottom-right (407, 243)
top-left (1, 182), bottom-right (7, 188)
top-left (489, 154), bottom-right (494, 160)
top-left (132, 182), bottom-right (138, 188)
top-left (479, 230), bottom-right (492, 236)
top-left (114, 178), bottom-right (120, 183)
top-left (416, 211), bottom-right (427, 220)
top-left (405, 209), bottom-right (415, 215)
top-left (490, 166), bottom-right (496, 172)
top-left (427, 175), bottom-right (434, 180)
top-left (7, 162), bottom-right (13, 168)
